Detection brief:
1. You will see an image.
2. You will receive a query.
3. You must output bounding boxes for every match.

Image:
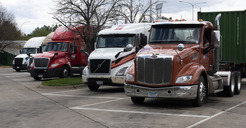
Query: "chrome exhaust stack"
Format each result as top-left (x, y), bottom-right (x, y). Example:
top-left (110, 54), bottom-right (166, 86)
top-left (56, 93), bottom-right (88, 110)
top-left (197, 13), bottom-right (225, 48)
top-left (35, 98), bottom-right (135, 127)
top-left (213, 13), bottom-right (222, 72)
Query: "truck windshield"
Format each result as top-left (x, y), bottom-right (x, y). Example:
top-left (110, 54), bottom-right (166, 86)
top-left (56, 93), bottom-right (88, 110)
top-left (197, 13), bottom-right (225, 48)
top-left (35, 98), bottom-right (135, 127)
top-left (44, 42), bottom-right (69, 52)
top-left (149, 24), bottom-right (202, 44)
top-left (96, 34), bottom-right (136, 48)
top-left (21, 48), bottom-right (37, 54)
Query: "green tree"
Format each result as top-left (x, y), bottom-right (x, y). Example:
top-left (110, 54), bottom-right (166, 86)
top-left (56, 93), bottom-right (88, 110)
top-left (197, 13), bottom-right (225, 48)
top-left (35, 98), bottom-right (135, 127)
top-left (21, 25), bottom-right (60, 40)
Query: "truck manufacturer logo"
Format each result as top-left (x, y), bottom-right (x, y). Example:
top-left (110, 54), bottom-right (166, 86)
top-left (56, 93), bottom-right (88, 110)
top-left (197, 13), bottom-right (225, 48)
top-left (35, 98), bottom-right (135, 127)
top-left (151, 53), bottom-right (158, 59)
top-left (94, 60), bottom-right (106, 73)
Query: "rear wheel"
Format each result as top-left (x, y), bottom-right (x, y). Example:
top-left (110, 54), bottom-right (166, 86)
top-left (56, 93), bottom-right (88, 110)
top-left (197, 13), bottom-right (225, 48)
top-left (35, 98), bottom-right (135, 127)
top-left (131, 97), bottom-right (145, 104)
top-left (192, 76), bottom-right (207, 107)
top-left (234, 71), bottom-right (241, 95)
top-left (224, 72), bottom-right (235, 97)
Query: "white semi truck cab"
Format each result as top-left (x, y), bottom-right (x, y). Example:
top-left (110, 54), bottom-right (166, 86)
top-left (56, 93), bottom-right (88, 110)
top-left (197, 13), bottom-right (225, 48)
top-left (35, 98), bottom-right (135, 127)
top-left (82, 23), bottom-right (152, 91)
top-left (12, 37), bottom-right (45, 72)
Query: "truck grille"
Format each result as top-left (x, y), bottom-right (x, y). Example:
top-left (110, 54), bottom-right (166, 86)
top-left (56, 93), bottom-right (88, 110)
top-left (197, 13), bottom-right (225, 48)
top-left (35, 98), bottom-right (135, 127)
top-left (15, 58), bottom-right (23, 66)
top-left (89, 59), bottom-right (111, 74)
top-left (137, 55), bottom-right (173, 85)
top-left (34, 58), bottom-right (49, 68)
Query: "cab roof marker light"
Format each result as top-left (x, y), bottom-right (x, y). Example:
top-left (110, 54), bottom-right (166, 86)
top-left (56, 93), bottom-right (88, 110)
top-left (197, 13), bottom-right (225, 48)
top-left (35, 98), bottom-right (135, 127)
top-left (199, 19), bottom-right (203, 22)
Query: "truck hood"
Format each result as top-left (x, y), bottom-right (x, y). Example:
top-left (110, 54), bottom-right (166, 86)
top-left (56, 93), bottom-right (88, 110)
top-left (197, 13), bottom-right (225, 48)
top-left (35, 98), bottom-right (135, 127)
top-left (15, 54), bottom-right (28, 59)
top-left (34, 51), bottom-right (66, 59)
top-left (137, 44), bottom-right (199, 56)
top-left (89, 48), bottom-right (134, 60)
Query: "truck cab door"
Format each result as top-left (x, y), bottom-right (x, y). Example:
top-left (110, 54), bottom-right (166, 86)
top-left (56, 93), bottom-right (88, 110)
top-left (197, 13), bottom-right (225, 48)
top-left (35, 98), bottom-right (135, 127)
top-left (68, 43), bottom-right (78, 66)
top-left (201, 28), bottom-right (214, 71)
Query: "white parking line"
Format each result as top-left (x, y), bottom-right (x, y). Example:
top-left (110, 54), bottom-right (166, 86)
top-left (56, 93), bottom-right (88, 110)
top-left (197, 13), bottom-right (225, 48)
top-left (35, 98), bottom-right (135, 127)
top-left (186, 100), bottom-right (246, 128)
top-left (42, 93), bottom-right (126, 100)
top-left (71, 107), bottom-right (210, 118)
top-left (71, 98), bottom-right (128, 108)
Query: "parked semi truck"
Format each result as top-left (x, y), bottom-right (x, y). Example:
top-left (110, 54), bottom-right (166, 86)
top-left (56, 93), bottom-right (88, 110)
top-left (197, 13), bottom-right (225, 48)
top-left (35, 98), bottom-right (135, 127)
top-left (30, 26), bottom-right (90, 80)
top-left (82, 23), bottom-right (152, 91)
top-left (12, 37), bottom-right (45, 72)
top-left (27, 33), bottom-right (55, 72)
top-left (124, 14), bottom-right (242, 106)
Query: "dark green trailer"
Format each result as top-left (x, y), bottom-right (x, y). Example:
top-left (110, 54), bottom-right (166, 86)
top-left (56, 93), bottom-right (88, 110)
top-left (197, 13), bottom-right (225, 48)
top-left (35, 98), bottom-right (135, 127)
top-left (198, 10), bottom-right (246, 77)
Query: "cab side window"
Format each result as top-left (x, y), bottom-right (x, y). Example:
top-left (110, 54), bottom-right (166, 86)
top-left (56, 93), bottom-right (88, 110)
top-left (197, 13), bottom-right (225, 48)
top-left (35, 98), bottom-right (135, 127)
top-left (204, 28), bottom-right (212, 47)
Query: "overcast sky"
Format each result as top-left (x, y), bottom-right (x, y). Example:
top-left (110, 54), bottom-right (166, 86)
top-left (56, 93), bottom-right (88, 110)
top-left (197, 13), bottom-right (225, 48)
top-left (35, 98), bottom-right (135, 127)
top-left (1, 0), bottom-right (245, 34)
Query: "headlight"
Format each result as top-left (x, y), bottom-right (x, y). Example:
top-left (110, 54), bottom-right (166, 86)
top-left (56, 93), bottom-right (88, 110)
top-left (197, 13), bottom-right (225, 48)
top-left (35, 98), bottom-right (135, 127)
top-left (175, 75), bottom-right (192, 83)
top-left (116, 67), bottom-right (128, 76)
top-left (51, 63), bottom-right (59, 68)
top-left (82, 67), bottom-right (89, 75)
top-left (125, 73), bottom-right (134, 82)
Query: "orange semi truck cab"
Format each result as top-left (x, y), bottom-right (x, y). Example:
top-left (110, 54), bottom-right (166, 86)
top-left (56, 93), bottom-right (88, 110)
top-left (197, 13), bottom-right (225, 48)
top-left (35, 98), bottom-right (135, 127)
top-left (30, 26), bottom-right (90, 80)
top-left (124, 14), bottom-right (241, 106)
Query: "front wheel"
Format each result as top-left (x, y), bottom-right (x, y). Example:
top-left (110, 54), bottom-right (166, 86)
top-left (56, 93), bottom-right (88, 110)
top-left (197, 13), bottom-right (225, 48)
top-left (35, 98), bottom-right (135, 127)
top-left (60, 66), bottom-right (69, 78)
top-left (15, 69), bottom-right (21, 72)
top-left (88, 81), bottom-right (100, 91)
top-left (33, 76), bottom-right (42, 81)
top-left (192, 76), bottom-right (207, 107)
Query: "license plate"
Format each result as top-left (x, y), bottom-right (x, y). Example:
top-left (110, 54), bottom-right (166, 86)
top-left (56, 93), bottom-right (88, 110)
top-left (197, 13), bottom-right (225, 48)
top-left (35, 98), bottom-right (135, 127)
top-left (148, 92), bottom-right (158, 97)
top-left (96, 81), bottom-right (103, 85)
top-left (16, 66), bottom-right (20, 69)
top-left (38, 75), bottom-right (43, 78)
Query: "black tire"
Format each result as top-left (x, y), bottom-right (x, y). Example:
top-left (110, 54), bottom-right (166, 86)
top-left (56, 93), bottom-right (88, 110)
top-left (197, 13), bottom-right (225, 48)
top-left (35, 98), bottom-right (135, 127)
top-left (234, 71), bottom-right (241, 95)
top-left (192, 76), bottom-right (207, 107)
top-left (60, 66), bottom-right (69, 78)
top-left (88, 81), bottom-right (100, 91)
top-left (131, 97), bottom-right (145, 104)
top-left (33, 76), bottom-right (42, 81)
top-left (224, 72), bottom-right (235, 97)
top-left (15, 69), bottom-right (21, 72)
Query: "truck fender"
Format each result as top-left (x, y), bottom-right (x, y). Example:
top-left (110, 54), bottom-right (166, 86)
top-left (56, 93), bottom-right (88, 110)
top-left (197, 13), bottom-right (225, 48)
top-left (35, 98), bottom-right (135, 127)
top-left (175, 62), bottom-right (207, 85)
top-left (50, 58), bottom-right (71, 69)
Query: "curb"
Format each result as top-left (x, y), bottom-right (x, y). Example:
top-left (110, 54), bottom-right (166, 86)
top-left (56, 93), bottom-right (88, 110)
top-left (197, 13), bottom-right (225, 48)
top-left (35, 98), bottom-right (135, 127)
top-left (37, 84), bottom-right (87, 89)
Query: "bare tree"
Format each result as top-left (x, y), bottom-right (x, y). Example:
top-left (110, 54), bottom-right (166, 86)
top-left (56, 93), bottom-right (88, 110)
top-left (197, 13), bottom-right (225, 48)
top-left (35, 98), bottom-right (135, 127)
top-left (0, 4), bottom-right (21, 53)
top-left (53, 0), bottom-right (121, 53)
top-left (116, 0), bottom-right (160, 23)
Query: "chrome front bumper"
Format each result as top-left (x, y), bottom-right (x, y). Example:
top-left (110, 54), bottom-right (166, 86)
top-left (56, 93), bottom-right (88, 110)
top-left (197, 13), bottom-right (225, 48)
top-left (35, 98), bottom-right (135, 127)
top-left (124, 84), bottom-right (198, 99)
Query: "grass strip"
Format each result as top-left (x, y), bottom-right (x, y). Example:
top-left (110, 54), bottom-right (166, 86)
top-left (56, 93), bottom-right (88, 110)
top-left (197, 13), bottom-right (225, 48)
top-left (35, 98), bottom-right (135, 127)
top-left (42, 77), bottom-right (83, 86)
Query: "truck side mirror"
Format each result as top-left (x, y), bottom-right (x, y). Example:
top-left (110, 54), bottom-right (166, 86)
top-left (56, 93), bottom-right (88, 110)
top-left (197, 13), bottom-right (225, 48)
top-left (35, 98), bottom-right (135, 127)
top-left (80, 49), bottom-right (89, 58)
top-left (140, 34), bottom-right (147, 47)
top-left (213, 31), bottom-right (220, 48)
top-left (38, 46), bottom-right (42, 53)
top-left (27, 52), bottom-right (31, 56)
top-left (19, 49), bottom-right (22, 54)
top-left (124, 44), bottom-right (133, 52)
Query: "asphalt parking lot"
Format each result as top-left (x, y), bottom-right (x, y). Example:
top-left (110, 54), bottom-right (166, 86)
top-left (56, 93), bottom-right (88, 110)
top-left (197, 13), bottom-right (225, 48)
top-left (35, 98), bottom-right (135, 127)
top-left (1, 67), bottom-right (246, 128)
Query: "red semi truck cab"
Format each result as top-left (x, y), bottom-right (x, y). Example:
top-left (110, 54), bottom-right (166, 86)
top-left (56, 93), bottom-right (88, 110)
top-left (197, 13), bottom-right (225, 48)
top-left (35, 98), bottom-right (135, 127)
top-left (124, 15), bottom-right (241, 106)
top-left (30, 26), bottom-right (90, 80)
